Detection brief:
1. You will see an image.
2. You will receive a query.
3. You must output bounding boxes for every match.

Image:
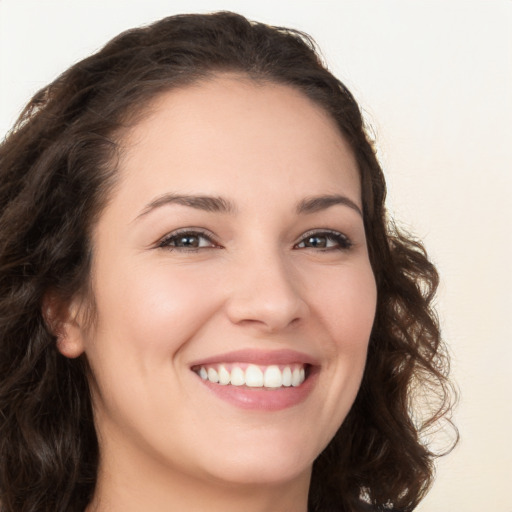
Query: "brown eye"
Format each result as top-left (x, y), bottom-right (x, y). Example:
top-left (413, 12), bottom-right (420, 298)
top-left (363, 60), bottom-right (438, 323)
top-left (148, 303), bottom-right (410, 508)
top-left (303, 235), bottom-right (328, 248)
top-left (295, 231), bottom-right (352, 250)
top-left (158, 230), bottom-right (217, 251)
top-left (173, 234), bottom-right (201, 248)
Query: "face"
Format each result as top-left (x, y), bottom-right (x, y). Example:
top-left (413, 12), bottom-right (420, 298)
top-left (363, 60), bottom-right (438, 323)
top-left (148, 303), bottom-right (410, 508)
top-left (64, 76), bottom-right (376, 492)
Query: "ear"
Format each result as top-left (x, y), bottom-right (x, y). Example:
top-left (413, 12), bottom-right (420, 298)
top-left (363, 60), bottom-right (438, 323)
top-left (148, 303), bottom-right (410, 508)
top-left (42, 291), bottom-right (87, 359)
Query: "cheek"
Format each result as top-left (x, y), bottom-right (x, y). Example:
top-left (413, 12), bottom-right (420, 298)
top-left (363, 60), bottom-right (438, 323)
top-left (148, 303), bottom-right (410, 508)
top-left (90, 259), bottom-right (225, 361)
top-left (311, 262), bottom-right (377, 350)
top-left (296, 262), bottom-right (376, 448)
top-left (82, 259), bottom-right (227, 439)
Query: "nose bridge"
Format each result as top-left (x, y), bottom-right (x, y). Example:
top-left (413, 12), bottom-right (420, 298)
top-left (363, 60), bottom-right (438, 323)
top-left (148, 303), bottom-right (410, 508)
top-left (225, 242), bottom-right (307, 331)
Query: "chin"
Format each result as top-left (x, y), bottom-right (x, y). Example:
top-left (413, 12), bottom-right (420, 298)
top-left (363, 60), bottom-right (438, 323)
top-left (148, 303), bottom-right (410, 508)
top-left (205, 455), bottom-right (312, 487)
top-left (192, 429), bottom-right (320, 487)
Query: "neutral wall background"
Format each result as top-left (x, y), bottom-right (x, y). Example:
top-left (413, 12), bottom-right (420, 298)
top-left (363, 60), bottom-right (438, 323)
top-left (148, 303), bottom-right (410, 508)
top-left (1, 1), bottom-right (511, 510)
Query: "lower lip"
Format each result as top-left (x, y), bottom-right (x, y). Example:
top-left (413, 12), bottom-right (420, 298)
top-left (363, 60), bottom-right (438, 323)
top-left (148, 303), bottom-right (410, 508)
top-left (196, 370), bottom-right (318, 411)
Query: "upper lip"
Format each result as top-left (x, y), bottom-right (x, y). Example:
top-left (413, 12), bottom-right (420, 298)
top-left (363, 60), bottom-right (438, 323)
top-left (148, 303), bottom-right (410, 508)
top-left (189, 349), bottom-right (319, 368)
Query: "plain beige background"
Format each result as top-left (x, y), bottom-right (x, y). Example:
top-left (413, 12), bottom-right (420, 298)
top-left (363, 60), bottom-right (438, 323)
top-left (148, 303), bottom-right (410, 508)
top-left (1, 1), bottom-right (511, 510)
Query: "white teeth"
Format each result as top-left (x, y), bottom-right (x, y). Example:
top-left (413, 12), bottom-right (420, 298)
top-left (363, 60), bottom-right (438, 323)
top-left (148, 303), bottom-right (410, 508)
top-left (230, 366), bottom-right (245, 386)
top-left (218, 365), bottom-right (230, 385)
top-left (196, 363), bottom-right (307, 388)
top-left (282, 367), bottom-right (292, 387)
top-left (245, 364), bottom-right (264, 387)
top-left (207, 367), bottom-right (219, 383)
top-left (263, 365), bottom-right (282, 388)
top-left (291, 367), bottom-right (302, 387)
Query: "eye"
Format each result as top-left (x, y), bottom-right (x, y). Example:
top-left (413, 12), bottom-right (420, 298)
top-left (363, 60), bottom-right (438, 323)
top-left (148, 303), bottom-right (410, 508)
top-left (157, 229), bottom-right (218, 251)
top-left (295, 230), bottom-right (352, 251)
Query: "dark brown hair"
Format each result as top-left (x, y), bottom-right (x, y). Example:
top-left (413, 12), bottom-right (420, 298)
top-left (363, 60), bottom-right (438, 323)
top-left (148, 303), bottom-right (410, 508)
top-left (0, 11), bottom-right (456, 512)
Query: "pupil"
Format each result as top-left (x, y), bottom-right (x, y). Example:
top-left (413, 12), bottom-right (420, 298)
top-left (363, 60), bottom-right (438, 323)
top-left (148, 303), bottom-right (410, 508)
top-left (179, 235), bottom-right (198, 247)
top-left (308, 236), bottom-right (326, 248)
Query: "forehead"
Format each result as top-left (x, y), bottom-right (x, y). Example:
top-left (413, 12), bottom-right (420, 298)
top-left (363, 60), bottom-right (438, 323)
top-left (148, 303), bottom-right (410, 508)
top-left (114, 75), bottom-right (361, 210)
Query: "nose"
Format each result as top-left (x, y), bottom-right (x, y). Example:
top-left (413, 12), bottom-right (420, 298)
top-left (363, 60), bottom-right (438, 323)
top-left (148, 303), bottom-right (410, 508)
top-left (225, 249), bottom-right (309, 333)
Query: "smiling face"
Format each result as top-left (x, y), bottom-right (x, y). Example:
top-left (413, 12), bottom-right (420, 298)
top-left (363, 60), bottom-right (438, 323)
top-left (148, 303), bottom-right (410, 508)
top-left (61, 75), bottom-right (377, 508)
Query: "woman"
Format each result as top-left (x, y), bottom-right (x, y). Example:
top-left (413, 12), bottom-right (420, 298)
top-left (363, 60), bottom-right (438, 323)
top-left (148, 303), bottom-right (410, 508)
top-left (0, 12), bottom-right (455, 512)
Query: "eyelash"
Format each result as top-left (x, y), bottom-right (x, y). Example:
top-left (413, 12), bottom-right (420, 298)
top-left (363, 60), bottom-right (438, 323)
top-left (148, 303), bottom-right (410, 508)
top-left (157, 229), bottom-right (352, 252)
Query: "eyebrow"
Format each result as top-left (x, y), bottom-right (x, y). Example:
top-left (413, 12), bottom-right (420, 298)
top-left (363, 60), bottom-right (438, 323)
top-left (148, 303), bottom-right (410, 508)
top-left (135, 192), bottom-right (362, 220)
top-left (297, 194), bottom-right (363, 217)
top-left (136, 193), bottom-right (236, 220)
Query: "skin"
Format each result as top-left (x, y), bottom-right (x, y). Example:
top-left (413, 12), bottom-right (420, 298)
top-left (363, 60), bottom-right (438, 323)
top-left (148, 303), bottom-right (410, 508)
top-left (58, 75), bottom-right (377, 512)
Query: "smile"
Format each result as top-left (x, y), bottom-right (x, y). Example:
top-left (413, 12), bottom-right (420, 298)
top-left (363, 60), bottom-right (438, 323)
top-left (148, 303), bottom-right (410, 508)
top-left (194, 363), bottom-right (307, 388)
top-left (190, 350), bottom-right (318, 411)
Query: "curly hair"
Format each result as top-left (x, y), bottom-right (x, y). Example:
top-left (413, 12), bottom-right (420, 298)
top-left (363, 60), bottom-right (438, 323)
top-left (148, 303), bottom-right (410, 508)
top-left (0, 11), bottom-right (456, 512)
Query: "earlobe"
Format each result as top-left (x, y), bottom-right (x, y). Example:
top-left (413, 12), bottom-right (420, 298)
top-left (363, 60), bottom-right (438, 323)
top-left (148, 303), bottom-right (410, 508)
top-left (55, 328), bottom-right (85, 359)
top-left (42, 292), bottom-right (86, 359)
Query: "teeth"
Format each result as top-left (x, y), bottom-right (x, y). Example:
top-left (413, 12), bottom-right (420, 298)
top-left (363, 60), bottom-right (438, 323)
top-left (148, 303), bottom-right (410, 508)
top-left (282, 367), bottom-right (292, 387)
top-left (291, 367), bottom-right (302, 387)
top-left (207, 367), bottom-right (219, 383)
top-left (263, 365), bottom-right (282, 388)
top-left (230, 366), bottom-right (245, 386)
top-left (245, 364), bottom-right (264, 387)
top-left (195, 363), bottom-right (307, 388)
top-left (218, 365), bottom-right (230, 385)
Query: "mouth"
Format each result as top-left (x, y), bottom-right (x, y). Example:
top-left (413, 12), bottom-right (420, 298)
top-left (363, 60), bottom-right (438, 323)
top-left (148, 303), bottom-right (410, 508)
top-left (189, 349), bottom-right (318, 410)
